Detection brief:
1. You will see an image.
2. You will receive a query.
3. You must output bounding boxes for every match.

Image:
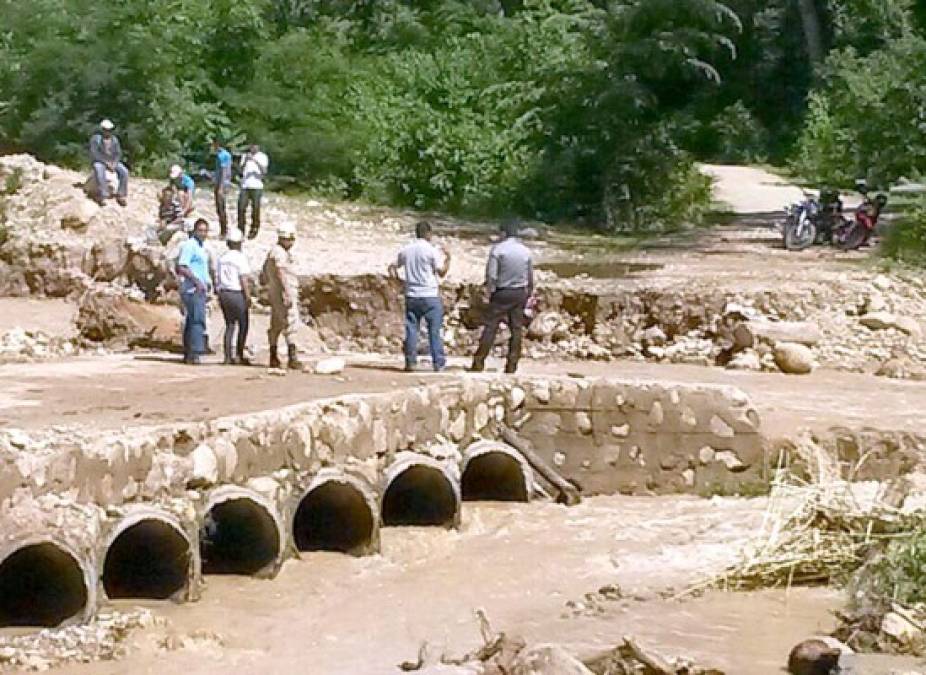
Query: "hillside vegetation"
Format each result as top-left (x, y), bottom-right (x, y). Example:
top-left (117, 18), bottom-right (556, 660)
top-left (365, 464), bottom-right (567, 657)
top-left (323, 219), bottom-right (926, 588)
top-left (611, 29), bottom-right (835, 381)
top-left (1, 1), bottom-right (925, 235)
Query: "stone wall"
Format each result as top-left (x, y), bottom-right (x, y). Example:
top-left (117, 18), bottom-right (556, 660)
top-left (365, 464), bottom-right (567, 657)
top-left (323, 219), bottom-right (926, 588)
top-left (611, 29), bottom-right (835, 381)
top-left (0, 375), bottom-right (763, 507)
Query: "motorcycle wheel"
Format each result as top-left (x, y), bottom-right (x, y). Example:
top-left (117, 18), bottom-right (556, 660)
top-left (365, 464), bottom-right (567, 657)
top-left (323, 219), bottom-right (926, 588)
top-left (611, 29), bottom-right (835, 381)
top-left (784, 218), bottom-right (816, 251)
top-left (834, 223), bottom-right (867, 251)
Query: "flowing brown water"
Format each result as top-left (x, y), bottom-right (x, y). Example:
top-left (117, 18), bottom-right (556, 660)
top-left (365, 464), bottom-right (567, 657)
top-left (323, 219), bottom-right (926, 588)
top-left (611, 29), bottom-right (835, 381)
top-left (47, 495), bottom-right (920, 674)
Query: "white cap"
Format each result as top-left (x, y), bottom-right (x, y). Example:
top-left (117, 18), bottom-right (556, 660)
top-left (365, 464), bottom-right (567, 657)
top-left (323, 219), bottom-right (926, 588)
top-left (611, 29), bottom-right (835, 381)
top-left (226, 228), bottom-right (243, 243)
top-left (277, 222), bottom-right (296, 238)
top-left (169, 164), bottom-right (182, 179)
top-left (100, 119), bottom-right (115, 130)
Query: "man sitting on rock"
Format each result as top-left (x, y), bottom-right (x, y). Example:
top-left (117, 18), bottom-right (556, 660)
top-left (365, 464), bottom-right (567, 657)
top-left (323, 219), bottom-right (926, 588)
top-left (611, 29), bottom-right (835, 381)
top-left (88, 119), bottom-right (129, 206)
top-left (155, 186), bottom-right (184, 245)
top-left (169, 164), bottom-right (196, 217)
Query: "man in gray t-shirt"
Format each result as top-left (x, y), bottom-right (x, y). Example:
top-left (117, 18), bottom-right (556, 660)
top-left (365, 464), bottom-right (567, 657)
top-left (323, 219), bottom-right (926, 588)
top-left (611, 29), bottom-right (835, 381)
top-left (389, 221), bottom-right (451, 371)
top-left (470, 221), bottom-right (533, 374)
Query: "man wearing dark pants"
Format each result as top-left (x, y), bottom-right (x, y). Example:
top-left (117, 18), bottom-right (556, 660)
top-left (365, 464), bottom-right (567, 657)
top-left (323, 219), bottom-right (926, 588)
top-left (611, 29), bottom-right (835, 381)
top-left (176, 219), bottom-right (213, 365)
top-left (470, 221), bottom-right (533, 374)
top-left (238, 144), bottom-right (269, 239)
top-left (211, 138), bottom-right (233, 237)
top-left (389, 221), bottom-right (450, 372)
top-left (216, 229), bottom-right (251, 364)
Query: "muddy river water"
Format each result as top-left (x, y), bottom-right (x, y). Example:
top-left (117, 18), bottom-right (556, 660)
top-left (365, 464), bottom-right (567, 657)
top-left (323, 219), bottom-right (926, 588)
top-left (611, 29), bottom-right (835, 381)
top-left (41, 494), bottom-right (925, 674)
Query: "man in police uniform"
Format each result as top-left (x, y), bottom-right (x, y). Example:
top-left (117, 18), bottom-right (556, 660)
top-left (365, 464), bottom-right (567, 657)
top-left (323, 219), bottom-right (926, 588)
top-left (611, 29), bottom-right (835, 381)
top-left (262, 221), bottom-right (303, 370)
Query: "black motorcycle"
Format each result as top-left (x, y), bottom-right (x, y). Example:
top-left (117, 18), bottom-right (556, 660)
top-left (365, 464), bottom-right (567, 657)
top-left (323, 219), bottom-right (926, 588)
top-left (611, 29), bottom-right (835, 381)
top-left (782, 188), bottom-right (844, 251)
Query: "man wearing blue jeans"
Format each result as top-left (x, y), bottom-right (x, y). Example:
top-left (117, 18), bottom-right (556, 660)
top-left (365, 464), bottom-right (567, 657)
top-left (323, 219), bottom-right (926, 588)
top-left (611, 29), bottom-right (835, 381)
top-left (177, 219), bottom-right (213, 364)
top-left (389, 221), bottom-right (451, 372)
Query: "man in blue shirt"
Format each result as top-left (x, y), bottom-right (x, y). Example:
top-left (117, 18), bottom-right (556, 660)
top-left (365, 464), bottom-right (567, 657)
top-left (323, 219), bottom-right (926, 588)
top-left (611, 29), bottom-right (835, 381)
top-left (169, 164), bottom-right (196, 217)
top-left (177, 219), bottom-right (213, 364)
top-left (211, 138), bottom-right (233, 237)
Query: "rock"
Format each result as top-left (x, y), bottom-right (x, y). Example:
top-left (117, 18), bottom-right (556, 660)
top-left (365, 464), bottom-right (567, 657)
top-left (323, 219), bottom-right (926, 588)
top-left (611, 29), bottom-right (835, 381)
top-left (894, 316), bottom-right (923, 339)
top-left (85, 240), bottom-right (129, 282)
top-left (860, 311), bottom-right (898, 331)
top-left (509, 386), bottom-right (526, 410)
top-left (575, 412), bottom-right (592, 435)
top-left (510, 644), bottom-right (593, 675)
top-left (698, 446), bottom-right (716, 465)
top-left (714, 450), bottom-right (746, 472)
top-left (727, 350), bottom-right (762, 371)
top-left (313, 357), bottom-right (345, 375)
top-left (745, 319), bottom-right (822, 347)
top-left (528, 312), bottom-right (570, 342)
top-left (58, 197), bottom-right (99, 231)
top-left (787, 639), bottom-right (841, 675)
top-left (873, 274), bottom-right (892, 291)
top-left (876, 357), bottom-right (926, 381)
top-left (77, 288), bottom-right (182, 351)
top-left (774, 342), bottom-right (815, 375)
top-left (881, 610), bottom-right (923, 643)
top-left (640, 326), bottom-right (667, 346)
top-left (190, 444), bottom-right (218, 486)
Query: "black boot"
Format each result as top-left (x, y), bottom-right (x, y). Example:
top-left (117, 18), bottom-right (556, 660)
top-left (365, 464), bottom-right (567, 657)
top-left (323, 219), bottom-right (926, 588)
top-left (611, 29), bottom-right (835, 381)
top-left (269, 345), bottom-right (282, 369)
top-left (287, 344), bottom-right (303, 371)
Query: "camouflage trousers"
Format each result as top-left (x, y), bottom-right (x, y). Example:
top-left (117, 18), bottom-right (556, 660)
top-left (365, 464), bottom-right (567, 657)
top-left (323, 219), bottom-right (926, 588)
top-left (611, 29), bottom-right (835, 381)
top-left (268, 294), bottom-right (300, 348)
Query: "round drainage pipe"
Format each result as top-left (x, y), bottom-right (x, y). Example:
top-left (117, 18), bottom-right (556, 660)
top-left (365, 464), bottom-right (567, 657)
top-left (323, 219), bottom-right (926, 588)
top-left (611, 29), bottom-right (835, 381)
top-left (461, 440), bottom-right (533, 502)
top-left (200, 486), bottom-right (286, 578)
top-left (101, 508), bottom-right (198, 601)
top-left (381, 454), bottom-right (461, 528)
top-left (0, 537), bottom-right (96, 628)
top-left (292, 470), bottom-right (380, 556)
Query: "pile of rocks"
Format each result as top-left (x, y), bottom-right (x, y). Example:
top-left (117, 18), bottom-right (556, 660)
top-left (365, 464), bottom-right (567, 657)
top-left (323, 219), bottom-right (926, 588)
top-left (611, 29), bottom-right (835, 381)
top-left (0, 610), bottom-right (158, 672)
top-left (0, 328), bottom-right (77, 363)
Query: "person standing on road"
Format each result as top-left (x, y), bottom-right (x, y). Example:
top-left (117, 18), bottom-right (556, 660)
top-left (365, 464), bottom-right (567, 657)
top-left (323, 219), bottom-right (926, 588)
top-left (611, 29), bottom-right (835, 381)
top-left (262, 222), bottom-right (303, 370)
top-left (216, 229), bottom-right (252, 365)
top-left (469, 221), bottom-right (533, 374)
top-left (211, 138), bottom-right (233, 237)
top-left (238, 144), bottom-right (269, 240)
top-left (88, 119), bottom-right (129, 206)
top-left (388, 221), bottom-right (450, 372)
top-left (176, 218), bottom-right (213, 365)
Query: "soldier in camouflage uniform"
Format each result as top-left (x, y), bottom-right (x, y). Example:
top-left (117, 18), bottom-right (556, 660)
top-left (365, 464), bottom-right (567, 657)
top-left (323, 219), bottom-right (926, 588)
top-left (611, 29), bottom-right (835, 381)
top-left (262, 222), bottom-right (303, 370)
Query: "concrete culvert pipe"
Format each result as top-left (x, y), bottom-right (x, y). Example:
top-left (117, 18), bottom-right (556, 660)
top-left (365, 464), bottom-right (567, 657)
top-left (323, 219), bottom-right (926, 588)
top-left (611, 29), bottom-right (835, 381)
top-left (382, 454), bottom-right (460, 528)
top-left (461, 440), bottom-right (533, 502)
top-left (200, 487), bottom-right (284, 577)
top-left (0, 539), bottom-right (92, 628)
top-left (293, 471), bottom-right (380, 555)
top-left (102, 512), bottom-right (194, 600)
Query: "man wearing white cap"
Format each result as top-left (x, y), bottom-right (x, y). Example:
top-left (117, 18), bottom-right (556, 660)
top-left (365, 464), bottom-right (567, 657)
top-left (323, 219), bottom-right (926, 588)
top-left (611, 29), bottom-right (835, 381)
top-left (261, 222), bottom-right (302, 370)
top-left (169, 164), bottom-right (196, 217)
top-left (216, 228), bottom-right (252, 365)
top-left (88, 119), bottom-right (129, 206)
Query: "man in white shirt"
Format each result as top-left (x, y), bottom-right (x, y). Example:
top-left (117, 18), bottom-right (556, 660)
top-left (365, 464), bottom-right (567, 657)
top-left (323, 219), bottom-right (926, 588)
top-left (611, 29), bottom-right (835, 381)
top-left (388, 221), bottom-right (450, 372)
top-left (238, 143), bottom-right (269, 240)
top-left (216, 229), bottom-right (252, 365)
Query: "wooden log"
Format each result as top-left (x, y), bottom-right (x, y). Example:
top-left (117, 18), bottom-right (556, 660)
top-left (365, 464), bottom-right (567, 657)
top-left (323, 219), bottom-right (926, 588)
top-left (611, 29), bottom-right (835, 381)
top-left (495, 423), bottom-right (581, 506)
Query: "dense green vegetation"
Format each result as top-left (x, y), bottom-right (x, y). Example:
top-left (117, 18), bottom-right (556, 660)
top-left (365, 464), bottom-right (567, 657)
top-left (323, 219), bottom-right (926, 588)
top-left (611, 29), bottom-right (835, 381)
top-left (0, 0), bottom-right (924, 232)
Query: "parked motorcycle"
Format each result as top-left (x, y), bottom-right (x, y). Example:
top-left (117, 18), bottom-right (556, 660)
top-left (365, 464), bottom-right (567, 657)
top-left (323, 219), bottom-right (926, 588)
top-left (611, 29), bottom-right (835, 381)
top-left (832, 180), bottom-right (888, 251)
top-left (782, 181), bottom-right (887, 251)
top-left (782, 188), bottom-right (844, 251)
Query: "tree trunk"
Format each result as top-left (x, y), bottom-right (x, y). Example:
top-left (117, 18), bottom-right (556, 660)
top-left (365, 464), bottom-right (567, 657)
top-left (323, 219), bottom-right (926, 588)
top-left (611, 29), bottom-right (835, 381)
top-left (796, 0), bottom-right (824, 65)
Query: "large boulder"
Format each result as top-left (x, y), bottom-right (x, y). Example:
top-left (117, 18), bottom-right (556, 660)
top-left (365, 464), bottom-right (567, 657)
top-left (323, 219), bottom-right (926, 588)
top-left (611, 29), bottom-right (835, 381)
top-left (77, 288), bottom-right (181, 351)
top-left (774, 342), bottom-right (815, 375)
top-left (745, 319), bottom-right (822, 347)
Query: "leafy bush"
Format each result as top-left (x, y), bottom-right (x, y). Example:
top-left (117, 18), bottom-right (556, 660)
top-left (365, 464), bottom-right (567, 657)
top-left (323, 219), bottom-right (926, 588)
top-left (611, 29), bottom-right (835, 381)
top-left (851, 527), bottom-right (926, 609)
top-left (792, 34), bottom-right (926, 188)
top-left (882, 195), bottom-right (926, 263)
top-left (709, 101), bottom-right (769, 164)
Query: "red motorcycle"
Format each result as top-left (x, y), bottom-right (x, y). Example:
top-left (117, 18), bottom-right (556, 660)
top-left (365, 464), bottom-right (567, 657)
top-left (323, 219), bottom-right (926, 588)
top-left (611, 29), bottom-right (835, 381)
top-left (833, 180), bottom-right (888, 251)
